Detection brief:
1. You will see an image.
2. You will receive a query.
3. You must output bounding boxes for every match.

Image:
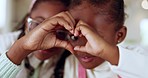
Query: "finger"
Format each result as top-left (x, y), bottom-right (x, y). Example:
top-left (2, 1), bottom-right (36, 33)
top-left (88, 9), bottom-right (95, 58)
top-left (74, 20), bottom-right (85, 36)
top-left (54, 39), bottom-right (75, 54)
top-left (75, 20), bottom-right (89, 37)
top-left (75, 21), bottom-right (104, 49)
top-left (77, 21), bottom-right (95, 37)
top-left (75, 21), bottom-right (99, 46)
top-left (52, 12), bottom-right (75, 30)
top-left (65, 11), bottom-right (76, 28)
top-left (41, 17), bottom-right (73, 32)
top-left (74, 23), bottom-right (81, 36)
top-left (74, 46), bottom-right (87, 52)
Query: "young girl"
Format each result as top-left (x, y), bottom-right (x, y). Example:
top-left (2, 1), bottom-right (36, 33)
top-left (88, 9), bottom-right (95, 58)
top-left (0, 0), bottom-right (71, 78)
top-left (63, 0), bottom-right (148, 78)
top-left (1, 0), bottom-right (147, 78)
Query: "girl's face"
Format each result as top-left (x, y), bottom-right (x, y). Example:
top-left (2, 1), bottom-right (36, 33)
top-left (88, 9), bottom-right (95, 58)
top-left (69, 2), bottom-right (119, 69)
top-left (26, 2), bottom-right (66, 61)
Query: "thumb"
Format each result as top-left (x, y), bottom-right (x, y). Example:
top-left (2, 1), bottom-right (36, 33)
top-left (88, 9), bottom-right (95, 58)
top-left (74, 46), bottom-right (87, 53)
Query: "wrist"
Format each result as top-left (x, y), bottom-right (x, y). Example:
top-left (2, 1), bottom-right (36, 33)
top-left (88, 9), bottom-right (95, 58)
top-left (7, 40), bottom-right (31, 65)
top-left (99, 45), bottom-right (119, 65)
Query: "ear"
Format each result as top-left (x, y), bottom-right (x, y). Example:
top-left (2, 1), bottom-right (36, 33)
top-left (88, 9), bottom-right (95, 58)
top-left (115, 26), bottom-right (127, 44)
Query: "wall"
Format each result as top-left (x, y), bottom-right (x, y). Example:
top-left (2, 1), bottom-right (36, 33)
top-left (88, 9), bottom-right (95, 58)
top-left (124, 0), bottom-right (148, 46)
top-left (0, 0), bottom-right (7, 29)
top-left (15, 0), bottom-right (31, 24)
top-left (6, 0), bottom-right (16, 32)
top-left (0, 0), bottom-right (31, 33)
top-left (0, 0), bottom-right (14, 33)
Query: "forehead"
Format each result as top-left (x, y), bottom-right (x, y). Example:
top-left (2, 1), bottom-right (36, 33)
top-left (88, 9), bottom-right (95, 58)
top-left (69, 2), bottom-right (112, 29)
top-left (30, 2), bottom-right (65, 19)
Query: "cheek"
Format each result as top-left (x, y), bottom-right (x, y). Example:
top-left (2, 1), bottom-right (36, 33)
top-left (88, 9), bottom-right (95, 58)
top-left (95, 27), bottom-right (117, 45)
top-left (103, 32), bottom-right (117, 45)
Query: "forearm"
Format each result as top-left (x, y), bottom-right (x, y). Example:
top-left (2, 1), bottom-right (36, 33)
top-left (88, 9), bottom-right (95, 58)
top-left (100, 45), bottom-right (119, 65)
top-left (7, 40), bottom-right (31, 65)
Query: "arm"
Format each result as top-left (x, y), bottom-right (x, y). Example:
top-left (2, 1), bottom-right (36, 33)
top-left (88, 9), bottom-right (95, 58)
top-left (0, 53), bottom-right (21, 78)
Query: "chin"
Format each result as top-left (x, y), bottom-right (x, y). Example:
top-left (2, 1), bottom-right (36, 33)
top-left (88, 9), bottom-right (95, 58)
top-left (81, 63), bottom-right (99, 69)
top-left (78, 59), bottom-right (104, 69)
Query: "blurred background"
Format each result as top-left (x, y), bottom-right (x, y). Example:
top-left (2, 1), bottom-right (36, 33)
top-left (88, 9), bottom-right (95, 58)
top-left (0, 0), bottom-right (148, 49)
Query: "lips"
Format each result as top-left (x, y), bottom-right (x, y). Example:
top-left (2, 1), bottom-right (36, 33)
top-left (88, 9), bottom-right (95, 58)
top-left (77, 53), bottom-right (95, 63)
top-left (79, 56), bottom-right (94, 62)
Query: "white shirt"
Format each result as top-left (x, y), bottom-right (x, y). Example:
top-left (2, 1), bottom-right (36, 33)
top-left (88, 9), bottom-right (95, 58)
top-left (64, 45), bottom-right (148, 78)
top-left (0, 31), bottom-right (21, 53)
top-left (16, 53), bottom-right (62, 78)
top-left (111, 45), bottom-right (148, 78)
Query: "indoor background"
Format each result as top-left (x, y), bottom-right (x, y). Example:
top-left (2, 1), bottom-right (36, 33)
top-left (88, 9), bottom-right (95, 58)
top-left (0, 0), bottom-right (148, 49)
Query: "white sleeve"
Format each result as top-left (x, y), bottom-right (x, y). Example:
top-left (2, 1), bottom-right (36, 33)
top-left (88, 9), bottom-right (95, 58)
top-left (109, 46), bottom-right (148, 78)
top-left (0, 53), bottom-right (21, 78)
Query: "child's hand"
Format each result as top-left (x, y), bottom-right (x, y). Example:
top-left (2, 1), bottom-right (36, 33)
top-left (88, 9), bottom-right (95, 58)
top-left (7, 12), bottom-right (75, 64)
top-left (73, 21), bottom-right (106, 56)
top-left (73, 21), bottom-right (119, 65)
top-left (22, 11), bottom-right (75, 52)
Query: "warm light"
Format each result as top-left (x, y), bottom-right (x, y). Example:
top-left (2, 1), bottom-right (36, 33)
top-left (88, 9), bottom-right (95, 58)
top-left (141, 0), bottom-right (148, 9)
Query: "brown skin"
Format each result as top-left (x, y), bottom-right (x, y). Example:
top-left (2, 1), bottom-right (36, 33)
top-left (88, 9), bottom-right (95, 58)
top-left (7, 2), bottom-right (74, 65)
top-left (68, 2), bottom-right (126, 69)
top-left (27, 2), bottom-right (66, 61)
top-left (6, 1), bottom-right (126, 68)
